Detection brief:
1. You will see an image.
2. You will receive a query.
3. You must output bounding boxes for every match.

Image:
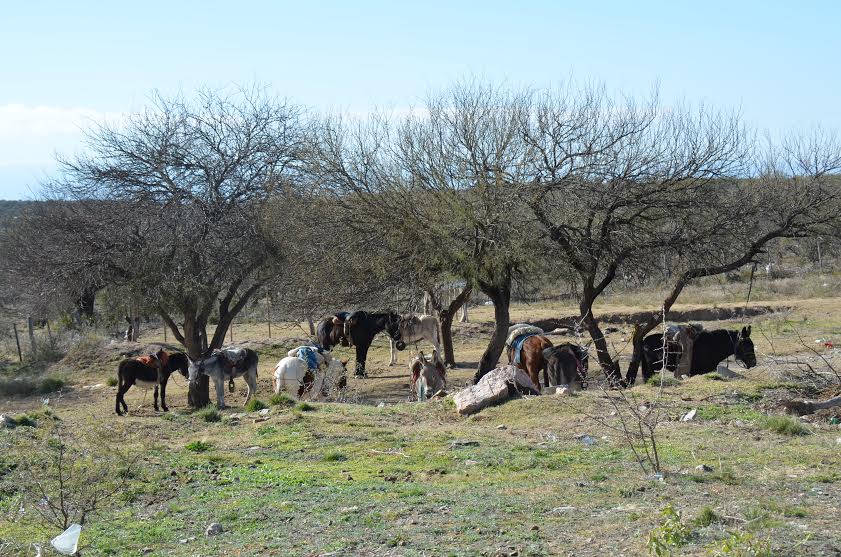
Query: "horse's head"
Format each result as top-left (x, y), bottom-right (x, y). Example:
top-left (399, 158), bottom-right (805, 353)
top-left (187, 356), bottom-right (205, 385)
top-left (385, 312), bottom-right (402, 343)
top-left (173, 352), bottom-right (190, 378)
top-left (735, 326), bottom-right (756, 368)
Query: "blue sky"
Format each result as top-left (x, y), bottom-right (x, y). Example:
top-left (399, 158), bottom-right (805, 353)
top-left (2, 0), bottom-right (839, 198)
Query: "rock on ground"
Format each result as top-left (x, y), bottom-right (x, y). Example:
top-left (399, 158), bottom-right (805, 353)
top-left (453, 365), bottom-right (539, 416)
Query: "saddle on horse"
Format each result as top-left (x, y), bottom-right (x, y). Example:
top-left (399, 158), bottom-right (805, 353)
top-left (136, 351), bottom-right (169, 370)
top-left (213, 347), bottom-right (247, 391)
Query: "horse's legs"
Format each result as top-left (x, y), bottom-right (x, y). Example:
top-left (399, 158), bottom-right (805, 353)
top-left (213, 376), bottom-right (226, 409)
top-left (389, 338), bottom-right (397, 366)
top-left (115, 375), bottom-right (129, 415)
top-left (244, 371), bottom-right (257, 404)
top-left (160, 376), bottom-right (169, 412)
top-left (153, 384), bottom-right (160, 411)
top-left (355, 344), bottom-right (370, 378)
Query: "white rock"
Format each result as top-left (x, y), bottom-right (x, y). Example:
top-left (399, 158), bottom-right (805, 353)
top-left (258, 408), bottom-right (270, 416)
top-left (681, 409), bottom-right (697, 422)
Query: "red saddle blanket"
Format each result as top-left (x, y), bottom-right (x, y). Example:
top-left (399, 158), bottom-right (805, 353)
top-left (136, 352), bottom-right (169, 369)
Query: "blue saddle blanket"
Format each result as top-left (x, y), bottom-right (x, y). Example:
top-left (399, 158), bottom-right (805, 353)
top-left (296, 347), bottom-right (320, 370)
top-left (511, 334), bottom-right (538, 365)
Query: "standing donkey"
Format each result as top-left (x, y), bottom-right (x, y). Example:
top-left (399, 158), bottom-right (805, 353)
top-left (187, 347), bottom-right (259, 409)
top-left (115, 350), bottom-right (189, 415)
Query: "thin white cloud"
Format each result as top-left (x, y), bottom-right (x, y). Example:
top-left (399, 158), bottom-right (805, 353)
top-left (0, 104), bottom-right (121, 166)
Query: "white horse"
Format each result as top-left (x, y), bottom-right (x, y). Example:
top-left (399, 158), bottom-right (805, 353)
top-left (274, 351), bottom-right (347, 400)
top-left (187, 347), bottom-right (258, 410)
top-left (390, 314), bottom-right (441, 366)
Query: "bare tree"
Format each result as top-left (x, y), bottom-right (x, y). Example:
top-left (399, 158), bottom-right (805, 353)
top-left (308, 82), bottom-right (540, 379)
top-left (1, 87), bottom-right (306, 406)
top-left (522, 84), bottom-right (751, 383)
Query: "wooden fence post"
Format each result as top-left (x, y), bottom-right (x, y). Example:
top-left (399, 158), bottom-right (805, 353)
top-left (27, 315), bottom-right (37, 356)
top-left (12, 323), bottom-right (22, 362)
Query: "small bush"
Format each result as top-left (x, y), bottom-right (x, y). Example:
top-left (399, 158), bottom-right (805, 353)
top-left (761, 415), bottom-right (809, 436)
top-left (710, 531), bottom-right (772, 556)
top-left (244, 398), bottom-right (268, 412)
top-left (646, 374), bottom-right (680, 387)
top-left (38, 376), bottom-right (65, 394)
top-left (295, 402), bottom-right (316, 412)
top-left (15, 414), bottom-right (37, 427)
top-left (647, 504), bottom-right (692, 556)
top-left (705, 372), bottom-right (726, 381)
top-left (693, 506), bottom-right (720, 527)
top-left (323, 451), bottom-right (348, 462)
top-left (0, 379), bottom-right (37, 397)
top-left (257, 425), bottom-right (277, 436)
top-left (106, 376), bottom-right (118, 387)
top-left (195, 405), bottom-right (221, 423)
top-left (270, 392), bottom-right (294, 407)
top-left (185, 440), bottom-right (212, 452)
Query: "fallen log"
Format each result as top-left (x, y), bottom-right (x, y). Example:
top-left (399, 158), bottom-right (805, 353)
top-left (783, 395), bottom-right (841, 416)
top-left (453, 365), bottom-right (540, 416)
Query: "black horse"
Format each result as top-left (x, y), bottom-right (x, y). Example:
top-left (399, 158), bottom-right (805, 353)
top-left (115, 351), bottom-right (189, 415)
top-left (639, 326), bottom-right (756, 382)
top-left (316, 311), bottom-right (351, 350)
top-left (542, 343), bottom-right (589, 388)
top-left (344, 311), bottom-right (402, 377)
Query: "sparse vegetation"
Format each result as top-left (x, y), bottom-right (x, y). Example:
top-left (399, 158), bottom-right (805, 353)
top-left (244, 398), bottom-right (268, 412)
top-left (295, 401), bottom-right (316, 412)
top-left (647, 504), bottom-right (692, 556)
top-left (195, 405), bottom-right (221, 423)
top-left (761, 415), bottom-right (810, 435)
top-left (270, 392), bottom-right (294, 406)
top-left (185, 440), bottom-right (212, 452)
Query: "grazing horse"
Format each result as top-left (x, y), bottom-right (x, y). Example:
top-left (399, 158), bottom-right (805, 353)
top-left (344, 311), bottom-right (402, 378)
top-left (410, 350), bottom-right (446, 401)
top-left (509, 335), bottom-right (554, 388)
top-left (390, 314), bottom-right (441, 366)
top-left (316, 312), bottom-right (351, 350)
top-left (640, 326), bottom-right (756, 382)
top-left (187, 347), bottom-right (259, 409)
top-left (115, 351), bottom-right (189, 415)
top-left (542, 343), bottom-right (588, 392)
top-left (274, 353), bottom-right (348, 399)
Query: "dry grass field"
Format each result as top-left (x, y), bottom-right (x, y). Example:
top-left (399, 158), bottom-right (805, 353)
top-left (2, 280), bottom-right (841, 556)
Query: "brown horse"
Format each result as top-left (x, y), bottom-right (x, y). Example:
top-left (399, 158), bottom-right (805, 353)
top-left (508, 335), bottom-right (553, 388)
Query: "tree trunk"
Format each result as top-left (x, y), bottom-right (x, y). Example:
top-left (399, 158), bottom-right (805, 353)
top-left (474, 273), bottom-right (511, 384)
top-left (440, 285), bottom-right (471, 367)
top-left (580, 292), bottom-right (623, 386)
top-left (460, 303), bottom-right (469, 323)
top-left (307, 315), bottom-right (315, 336)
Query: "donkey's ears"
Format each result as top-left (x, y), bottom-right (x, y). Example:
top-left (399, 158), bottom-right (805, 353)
top-left (741, 325), bottom-right (752, 338)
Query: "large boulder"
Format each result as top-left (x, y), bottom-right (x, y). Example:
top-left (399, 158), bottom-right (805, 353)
top-left (453, 365), bottom-right (539, 416)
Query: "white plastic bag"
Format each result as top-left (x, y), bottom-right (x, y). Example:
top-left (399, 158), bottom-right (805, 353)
top-left (51, 524), bottom-right (81, 555)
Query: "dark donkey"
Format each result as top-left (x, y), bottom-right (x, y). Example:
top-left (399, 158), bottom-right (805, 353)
top-left (316, 311), bottom-right (351, 350)
top-left (115, 350), bottom-right (189, 415)
top-left (344, 311), bottom-right (402, 377)
top-left (639, 326), bottom-right (756, 382)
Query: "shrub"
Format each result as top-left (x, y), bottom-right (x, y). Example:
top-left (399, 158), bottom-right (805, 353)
top-left (0, 379), bottom-right (37, 397)
top-left (270, 392), bottom-right (294, 407)
top-left (106, 376), bottom-right (118, 387)
top-left (244, 398), bottom-right (268, 412)
top-left (185, 440), bottom-right (212, 452)
top-left (647, 504), bottom-right (691, 556)
top-left (323, 451), bottom-right (347, 462)
top-left (38, 376), bottom-right (65, 394)
top-left (710, 531), bottom-right (772, 556)
top-left (705, 372), bottom-right (726, 381)
top-left (761, 415), bottom-right (809, 436)
top-left (693, 506), bottom-right (720, 527)
top-left (15, 414), bottom-right (37, 427)
top-left (195, 405), bottom-right (221, 423)
top-left (295, 402), bottom-right (316, 412)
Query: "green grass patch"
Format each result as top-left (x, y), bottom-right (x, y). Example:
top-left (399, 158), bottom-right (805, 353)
top-left (323, 451), bottom-right (348, 462)
top-left (692, 506), bottom-right (720, 527)
top-left (0, 378), bottom-right (37, 397)
top-left (257, 425), bottom-right (277, 436)
top-left (270, 392), bottom-right (294, 407)
top-left (185, 440), bottom-right (212, 452)
top-left (761, 415), bottom-right (809, 436)
top-left (195, 405), bottom-right (221, 423)
top-left (646, 374), bottom-right (681, 387)
top-left (696, 404), bottom-right (763, 422)
top-left (14, 414), bottom-right (37, 427)
top-left (106, 376), bottom-right (118, 387)
top-left (296, 402), bottom-right (316, 412)
top-left (705, 372), bottom-right (726, 381)
top-left (245, 398), bottom-right (268, 412)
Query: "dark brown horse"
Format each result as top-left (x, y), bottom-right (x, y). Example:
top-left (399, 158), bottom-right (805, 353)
top-left (316, 312), bottom-right (351, 350)
top-left (508, 335), bottom-right (553, 388)
top-left (115, 351), bottom-right (189, 415)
